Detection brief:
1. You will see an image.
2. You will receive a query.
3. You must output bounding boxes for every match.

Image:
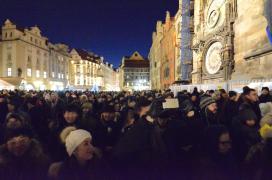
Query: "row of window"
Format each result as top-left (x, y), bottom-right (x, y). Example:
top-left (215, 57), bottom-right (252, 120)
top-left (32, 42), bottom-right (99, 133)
top-left (6, 68), bottom-right (66, 79)
top-left (4, 32), bottom-right (12, 38)
top-left (125, 69), bottom-right (149, 73)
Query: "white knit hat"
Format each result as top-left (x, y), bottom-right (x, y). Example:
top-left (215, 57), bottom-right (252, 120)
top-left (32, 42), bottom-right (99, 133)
top-left (61, 127), bottom-right (92, 156)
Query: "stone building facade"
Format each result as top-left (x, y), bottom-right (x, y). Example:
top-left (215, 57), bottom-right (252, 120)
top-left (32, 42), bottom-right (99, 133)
top-left (161, 12), bottom-right (176, 89)
top-left (100, 59), bottom-right (120, 91)
top-left (149, 21), bottom-right (163, 90)
top-left (120, 52), bottom-right (150, 91)
top-left (192, 0), bottom-right (272, 87)
top-left (69, 49), bottom-right (102, 90)
top-left (0, 19), bottom-right (120, 91)
top-left (0, 19), bottom-right (69, 90)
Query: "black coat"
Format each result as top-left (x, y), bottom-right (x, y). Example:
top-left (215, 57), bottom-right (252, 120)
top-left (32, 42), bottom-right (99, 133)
top-left (55, 156), bottom-right (109, 180)
top-left (0, 139), bottom-right (49, 180)
top-left (259, 94), bottom-right (272, 103)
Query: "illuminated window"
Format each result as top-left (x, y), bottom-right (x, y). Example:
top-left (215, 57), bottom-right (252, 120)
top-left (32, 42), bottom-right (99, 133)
top-left (52, 72), bottom-right (55, 78)
top-left (44, 72), bottom-right (47, 78)
top-left (61, 74), bottom-right (64, 79)
top-left (58, 73), bottom-right (61, 79)
top-left (27, 68), bottom-right (32, 77)
top-left (7, 68), bottom-right (12, 76)
top-left (36, 70), bottom-right (40, 78)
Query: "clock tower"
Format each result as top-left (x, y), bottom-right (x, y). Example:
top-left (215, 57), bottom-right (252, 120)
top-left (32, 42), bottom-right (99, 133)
top-left (192, 0), bottom-right (237, 84)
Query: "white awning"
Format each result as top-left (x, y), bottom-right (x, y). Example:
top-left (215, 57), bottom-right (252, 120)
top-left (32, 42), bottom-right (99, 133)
top-left (0, 79), bottom-right (15, 90)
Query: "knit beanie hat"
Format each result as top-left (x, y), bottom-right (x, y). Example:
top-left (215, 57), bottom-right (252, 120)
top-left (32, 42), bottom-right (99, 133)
top-left (200, 96), bottom-right (216, 110)
top-left (239, 109), bottom-right (257, 123)
top-left (260, 124), bottom-right (272, 139)
top-left (101, 104), bottom-right (115, 113)
top-left (60, 127), bottom-right (92, 157)
top-left (4, 126), bottom-right (33, 142)
top-left (259, 102), bottom-right (272, 117)
top-left (81, 102), bottom-right (92, 109)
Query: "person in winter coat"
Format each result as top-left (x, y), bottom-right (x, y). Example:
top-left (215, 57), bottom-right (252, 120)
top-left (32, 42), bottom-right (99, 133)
top-left (0, 95), bottom-right (8, 126)
top-left (48, 127), bottom-right (107, 180)
top-left (244, 117), bottom-right (272, 180)
top-left (25, 96), bottom-right (49, 145)
top-left (239, 87), bottom-right (262, 124)
top-left (0, 127), bottom-right (49, 180)
top-left (199, 96), bottom-right (219, 127)
top-left (0, 113), bottom-right (33, 144)
top-left (259, 87), bottom-right (272, 103)
top-left (231, 108), bottom-right (261, 162)
top-left (194, 125), bottom-right (239, 180)
top-left (112, 113), bottom-right (157, 180)
top-left (48, 104), bottom-right (83, 161)
top-left (92, 104), bottom-right (121, 159)
top-left (225, 91), bottom-right (239, 129)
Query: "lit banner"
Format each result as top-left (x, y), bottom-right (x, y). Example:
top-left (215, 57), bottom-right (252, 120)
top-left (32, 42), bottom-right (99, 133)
top-left (265, 0), bottom-right (272, 44)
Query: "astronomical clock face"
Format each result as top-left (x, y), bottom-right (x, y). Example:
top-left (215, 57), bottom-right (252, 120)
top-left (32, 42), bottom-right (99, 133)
top-left (205, 42), bottom-right (223, 75)
top-left (206, 0), bottom-right (225, 29)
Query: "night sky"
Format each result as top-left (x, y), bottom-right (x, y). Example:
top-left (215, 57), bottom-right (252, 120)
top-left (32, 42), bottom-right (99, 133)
top-left (0, 0), bottom-right (178, 67)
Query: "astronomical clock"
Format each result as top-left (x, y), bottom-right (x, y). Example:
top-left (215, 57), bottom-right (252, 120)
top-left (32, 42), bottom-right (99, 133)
top-left (193, 0), bottom-right (237, 83)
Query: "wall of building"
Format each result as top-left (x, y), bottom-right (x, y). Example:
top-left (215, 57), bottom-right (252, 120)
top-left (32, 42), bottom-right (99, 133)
top-left (232, 0), bottom-right (272, 80)
top-left (160, 12), bottom-right (176, 89)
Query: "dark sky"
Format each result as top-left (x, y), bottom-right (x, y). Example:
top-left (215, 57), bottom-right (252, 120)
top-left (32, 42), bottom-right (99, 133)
top-left (0, 0), bottom-right (178, 67)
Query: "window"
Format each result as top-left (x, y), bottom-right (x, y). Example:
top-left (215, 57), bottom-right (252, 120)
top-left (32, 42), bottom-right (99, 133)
top-left (5, 32), bottom-right (8, 38)
top-left (164, 67), bottom-right (170, 78)
top-left (9, 32), bottom-right (12, 37)
top-left (52, 72), bottom-right (55, 78)
top-left (30, 37), bottom-right (33, 42)
top-left (58, 73), bottom-right (61, 79)
top-left (7, 53), bottom-right (11, 61)
top-left (61, 74), bottom-right (64, 79)
top-left (36, 70), bottom-right (40, 78)
top-left (44, 72), bottom-right (47, 78)
top-left (66, 75), bottom-right (69, 80)
top-left (76, 65), bottom-right (80, 73)
top-left (7, 68), bottom-right (12, 76)
top-left (27, 68), bottom-right (32, 77)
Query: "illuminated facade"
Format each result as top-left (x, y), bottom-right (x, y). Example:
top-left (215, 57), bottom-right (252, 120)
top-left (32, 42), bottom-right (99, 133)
top-left (192, 0), bottom-right (272, 90)
top-left (100, 59), bottom-right (120, 91)
top-left (0, 19), bottom-right (121, 91)
top-left (69, 49), bottom-right (102, 90)
top-left (0, 19), bottom-right (69, 90)
top-left (120, 52), bottom-right (150, 91)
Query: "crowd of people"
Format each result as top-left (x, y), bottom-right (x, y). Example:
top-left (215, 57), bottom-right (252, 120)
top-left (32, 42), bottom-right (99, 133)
top-left (0, 86), bottom-right (272, 180)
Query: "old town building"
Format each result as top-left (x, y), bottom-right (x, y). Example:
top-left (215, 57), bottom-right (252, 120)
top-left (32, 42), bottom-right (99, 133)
top-left (0, 19), bottom-right (120, 91)
top-left (149, 0), bottom-right (192, 90)
top-left (69, 49), bottom-right (102, 90)
top-left (191, 0), bottom-right (272, 90)
top-left (119, 51), bottom-right (150, 91)
top-left (149, 21), bottom-right (163, 90)
top-left (0, 19), bottom-right (69, 90)
top-left (100, 59), bottom-right (120, 91)
top-left (161, 12), bottom-right (176, 89)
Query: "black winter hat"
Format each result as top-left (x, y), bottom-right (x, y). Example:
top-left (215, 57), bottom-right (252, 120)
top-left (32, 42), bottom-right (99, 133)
top-left (137, 97), bottom-right (152, 108)
top-left (4, 127), bottom-right (34, 142)
top-left (180, 99), bottom-right (194, 113)
top-left (239, 108), bottom-right (257, 123)
top-left (101, 104), bottom-right (115, 113)
top-left (229, 91), bottom-right (237, 98)
top-left (262, 87), bottom-right (270, 92)
top-left (64, 104), bottom-right (82, 115)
